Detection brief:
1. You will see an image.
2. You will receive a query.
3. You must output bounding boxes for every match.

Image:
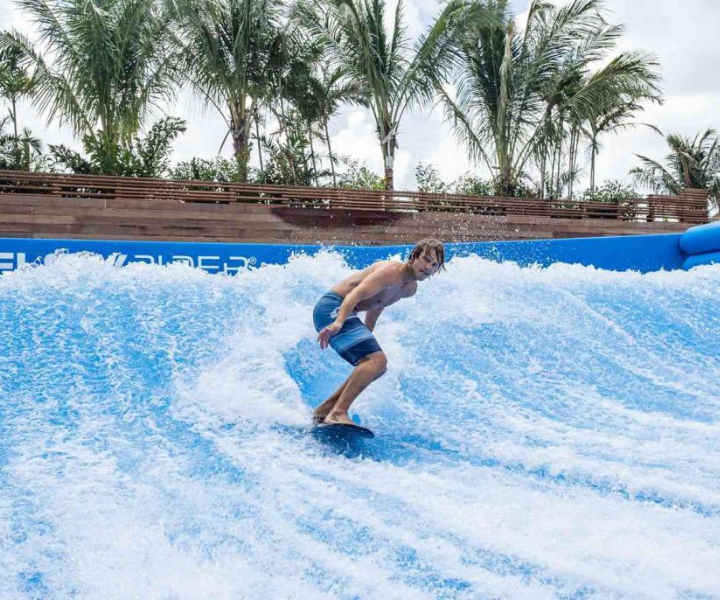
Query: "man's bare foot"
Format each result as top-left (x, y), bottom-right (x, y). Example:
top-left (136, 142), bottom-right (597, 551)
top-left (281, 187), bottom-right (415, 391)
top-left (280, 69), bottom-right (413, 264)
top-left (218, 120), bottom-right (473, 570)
top-left (322, 412), bottom-right (356, 426)
top-left (312, 411), bottom-right (328, 424)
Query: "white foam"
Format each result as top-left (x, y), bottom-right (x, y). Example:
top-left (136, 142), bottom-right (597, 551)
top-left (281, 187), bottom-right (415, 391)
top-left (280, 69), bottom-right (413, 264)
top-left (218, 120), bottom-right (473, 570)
top-left (1, 252), bottom-right (719, 598)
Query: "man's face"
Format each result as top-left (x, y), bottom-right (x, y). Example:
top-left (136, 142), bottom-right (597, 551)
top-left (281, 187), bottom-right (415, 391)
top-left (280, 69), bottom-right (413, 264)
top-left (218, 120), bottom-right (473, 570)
top-left (412, 249), bottom-right (441, 281)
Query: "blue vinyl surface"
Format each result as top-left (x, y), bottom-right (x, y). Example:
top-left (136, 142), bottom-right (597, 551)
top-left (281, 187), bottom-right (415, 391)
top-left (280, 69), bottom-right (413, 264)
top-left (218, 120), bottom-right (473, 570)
top-left (2, 227), bottom-right (720, 598)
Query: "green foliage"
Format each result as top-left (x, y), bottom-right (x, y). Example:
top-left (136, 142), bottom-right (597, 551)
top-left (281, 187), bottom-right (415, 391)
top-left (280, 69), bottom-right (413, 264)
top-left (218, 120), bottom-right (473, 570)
top-left (171, 157), bottom-right (246, 183)
top-left (336, 156), bottom-right (384, 190)
top-left (415, 163), bottom-right (449, 194)
top-left (49, 117), bottom-right (186, 177)
top-left (171, 0), bottom-right (284, 180)
top-left (581, 180), bottom-right (638, 203)
top-left (436, 0), bottom-right (661, 198)
top-left (0, 0), bottom-right (179, 144)
top-left (264, 48), bottom-right (365, 187)
top-left (0, 44), bottom-right (37, 136)
top-left (0, 0), bottom-right (674, 205)
top-left (0, 118), bottom-right (45, 170)
top-left (453, 174), bottom-right (493, 197)
top-left (255, 127), bottom-right (331, 186)
top-left (509, 177), bottom-right (542, 199)
top-left (415, 162), bottom-right (495, 197)
top-left (295, 0), bottom-right (462, 189)
top-left (130, 117), bottom-right (188, 178)
top-left (45, 144), bottom-right (91, 174)
top-left (630, 128), bottom-right (720, 209)
top-left (255, 130), bottom-right (309, 185)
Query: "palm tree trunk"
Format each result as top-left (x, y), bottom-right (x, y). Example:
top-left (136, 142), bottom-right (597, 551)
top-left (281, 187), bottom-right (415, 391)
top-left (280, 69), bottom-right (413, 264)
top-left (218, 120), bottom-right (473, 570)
top-left (278, 96), bottom-right (297, 185)
top-left (11, 96), bottom-right (18, 138)
top-left (324, 114), bottom-right (337, 187)
top-left (549, 141), bottom-right (556, 199)
top-left (301, 144), bottom-right (311, 183)
top-left (21, 137), bottom-right (30, 171)
top-left (567, 129), bottom-right (573, 199)
top-left (540, 113), bottom-right (553, 199)
top-left (568, 128), bottom-right (576, 199)
top-left (308, 124), bottom-right (318, 186)
top-left (497, 21), bottom-right (513, 197)
top-left (231, 116), bottom-right (250, 183)
top-left (229, 96), bottom-right (251, 182)
top-left (555, 138), bottom-right (562, 198)
top-left (590, 139), bottom-right (596, 194)
top-left (573, 131), bottom-right (581, 198)
top-left (255, 108), bottom-right (264, 173)
top-left (383, 158), bottom-right (394, 191)
top-left (381, 131), bottom-right (395, 191)
top-left (539, 139), bottom-right (547, 200)
top-left (494, 123), bottom-right (513, 195)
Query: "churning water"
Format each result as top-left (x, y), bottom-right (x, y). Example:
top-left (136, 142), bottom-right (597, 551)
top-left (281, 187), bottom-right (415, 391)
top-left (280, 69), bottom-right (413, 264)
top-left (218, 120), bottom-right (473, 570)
top-left (1, 251), bottom-right (719, 599)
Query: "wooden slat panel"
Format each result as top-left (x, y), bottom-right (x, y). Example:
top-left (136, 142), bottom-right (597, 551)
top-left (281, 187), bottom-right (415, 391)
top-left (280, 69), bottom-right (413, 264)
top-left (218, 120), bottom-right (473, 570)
top-left (0, 169), bottom-right (709, 222)
top-left (0, 169), bottom-right (709, 244)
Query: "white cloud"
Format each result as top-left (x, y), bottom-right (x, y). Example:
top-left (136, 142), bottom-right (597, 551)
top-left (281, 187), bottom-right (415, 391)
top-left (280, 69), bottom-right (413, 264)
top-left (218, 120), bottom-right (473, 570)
top-left (331, 108), bottom-right (382, 172)
top-left (2, 0), bottom-right (720, 192)
top-left (170, 90), bottom-right (233, 162)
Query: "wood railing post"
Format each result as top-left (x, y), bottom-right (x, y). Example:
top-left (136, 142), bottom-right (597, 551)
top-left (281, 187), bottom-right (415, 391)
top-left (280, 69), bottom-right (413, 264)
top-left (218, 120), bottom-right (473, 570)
top-left (51, 172), bottom-right (61, 199)
top-left (679, 188), bottom-right (710, 224)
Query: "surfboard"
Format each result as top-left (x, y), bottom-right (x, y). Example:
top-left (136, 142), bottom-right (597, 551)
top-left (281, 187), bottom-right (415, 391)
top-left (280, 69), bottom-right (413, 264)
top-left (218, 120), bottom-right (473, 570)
top-left (313, 422), bottom-right (375, 439)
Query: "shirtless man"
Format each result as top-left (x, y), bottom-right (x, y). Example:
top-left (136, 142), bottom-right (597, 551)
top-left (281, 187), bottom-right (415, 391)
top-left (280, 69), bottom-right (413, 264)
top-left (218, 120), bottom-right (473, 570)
top-left (312, 239), bottom-right (445, 426)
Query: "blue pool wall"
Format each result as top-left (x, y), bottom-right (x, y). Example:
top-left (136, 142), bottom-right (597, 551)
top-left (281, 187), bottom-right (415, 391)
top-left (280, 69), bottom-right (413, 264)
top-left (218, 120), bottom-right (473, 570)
top-left (0, 221), bottom-right (718, 275)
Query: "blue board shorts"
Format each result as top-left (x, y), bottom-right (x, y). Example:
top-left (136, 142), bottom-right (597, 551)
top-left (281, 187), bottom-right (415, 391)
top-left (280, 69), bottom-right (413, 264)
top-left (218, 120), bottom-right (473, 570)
top-left (313, 292), bottom-right (383, 366)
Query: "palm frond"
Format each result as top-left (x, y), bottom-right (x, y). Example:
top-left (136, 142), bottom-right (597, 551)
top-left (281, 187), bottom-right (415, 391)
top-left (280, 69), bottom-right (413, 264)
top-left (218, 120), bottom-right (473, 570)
top-left (0, 29), bottom-right (94, 134)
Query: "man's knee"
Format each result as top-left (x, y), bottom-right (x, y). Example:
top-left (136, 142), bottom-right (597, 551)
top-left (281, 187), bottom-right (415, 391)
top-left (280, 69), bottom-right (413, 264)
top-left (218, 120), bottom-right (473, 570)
top-left (368, 351), bottom-right (387, 377)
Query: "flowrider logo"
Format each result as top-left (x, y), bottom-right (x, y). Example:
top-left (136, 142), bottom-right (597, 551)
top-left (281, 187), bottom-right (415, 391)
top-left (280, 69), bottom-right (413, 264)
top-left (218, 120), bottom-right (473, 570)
top-left (113, 253), bottom-right (259, 273)
top-left (0, 251), bottom-right (259, 274)
top-left (0, 252), bottom-right (26, 271)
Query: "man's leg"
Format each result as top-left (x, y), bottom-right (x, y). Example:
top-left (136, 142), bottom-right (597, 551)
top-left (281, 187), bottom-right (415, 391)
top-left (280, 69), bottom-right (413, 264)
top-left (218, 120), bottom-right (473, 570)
top-left (313, 359), bottom-right (387, 422)
top-left (324, 352), bottom-right (387, 426)
top-left (313, 377), bottom-right (351, 423)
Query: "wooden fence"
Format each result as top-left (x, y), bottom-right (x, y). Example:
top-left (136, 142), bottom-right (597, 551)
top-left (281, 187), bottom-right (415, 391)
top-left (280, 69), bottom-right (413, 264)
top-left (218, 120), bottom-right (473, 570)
top-left (0, 170), bottom-right (710, 244)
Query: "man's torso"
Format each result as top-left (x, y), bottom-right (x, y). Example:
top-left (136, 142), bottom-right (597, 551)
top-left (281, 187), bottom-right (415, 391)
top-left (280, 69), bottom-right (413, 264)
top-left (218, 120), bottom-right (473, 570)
top-left (330, 261), bottom-right (416, 312)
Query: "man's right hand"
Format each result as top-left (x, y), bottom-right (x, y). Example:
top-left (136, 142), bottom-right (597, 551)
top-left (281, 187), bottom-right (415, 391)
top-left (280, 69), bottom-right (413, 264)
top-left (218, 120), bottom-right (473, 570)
top-left (318, 321), bottom-right (343, 349)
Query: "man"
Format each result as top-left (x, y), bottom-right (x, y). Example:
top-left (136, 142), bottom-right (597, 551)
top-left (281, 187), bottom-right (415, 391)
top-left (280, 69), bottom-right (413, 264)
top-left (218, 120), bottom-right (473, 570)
top-left (312, 239), bottom-right (445, 426)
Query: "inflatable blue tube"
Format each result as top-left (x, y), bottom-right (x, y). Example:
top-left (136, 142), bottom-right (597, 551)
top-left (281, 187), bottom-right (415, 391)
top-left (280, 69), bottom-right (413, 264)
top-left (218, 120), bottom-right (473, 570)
top-left (682, 250), bottom-right (720, 270)
top-left (679, 221), bottom-right (720, 255)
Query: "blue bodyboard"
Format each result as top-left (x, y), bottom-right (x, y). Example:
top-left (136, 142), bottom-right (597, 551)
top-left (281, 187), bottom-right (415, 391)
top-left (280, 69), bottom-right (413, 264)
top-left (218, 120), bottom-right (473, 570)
top-left (314, 422), bottom-right (375, 439)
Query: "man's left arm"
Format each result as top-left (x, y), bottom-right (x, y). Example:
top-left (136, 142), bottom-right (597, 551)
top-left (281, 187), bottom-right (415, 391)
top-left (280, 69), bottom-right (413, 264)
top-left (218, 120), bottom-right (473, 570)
top-left (365, 308), bottom-right (383, 332)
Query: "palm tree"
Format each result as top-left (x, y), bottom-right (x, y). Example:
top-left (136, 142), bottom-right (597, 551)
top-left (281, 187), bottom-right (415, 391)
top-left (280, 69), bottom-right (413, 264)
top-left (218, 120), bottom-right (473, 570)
top-left (285, 60), bottom-right (366, 186)
top-left (260, 31), bottom-right (324, 184)
top-left (0, 0), bottom-right (180, 170)
top-left (296, 0), bottom-right (463, 190)
top-left (314, 64), bottom-right (366, 186)
top-left (630, 128), bottom-right (720, 209)
top-left (567, 52), bottom-right (661, 197)
top-left (171, 0), bottom-right (283, 182)
top-left (563, 55), bottom-right (660, 199)
top-left (0, 45), bottom-right (37, 138)
top-left (16, 128), bottom-right (43, 170)
top-left (583, 98), bottom-right (645, 193)
top-left (436, 0), bottom-right (661, 197)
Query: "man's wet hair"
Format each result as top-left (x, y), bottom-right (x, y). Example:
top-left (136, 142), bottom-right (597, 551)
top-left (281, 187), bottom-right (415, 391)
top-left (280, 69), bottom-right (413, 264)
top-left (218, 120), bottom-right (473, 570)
top-left (408, 238), bottom-right (446, 273)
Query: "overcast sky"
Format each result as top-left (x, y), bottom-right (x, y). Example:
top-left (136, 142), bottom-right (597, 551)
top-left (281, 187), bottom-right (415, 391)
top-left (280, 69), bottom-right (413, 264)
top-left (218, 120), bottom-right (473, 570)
top-left (2, 0), bottom-right (720, 191)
